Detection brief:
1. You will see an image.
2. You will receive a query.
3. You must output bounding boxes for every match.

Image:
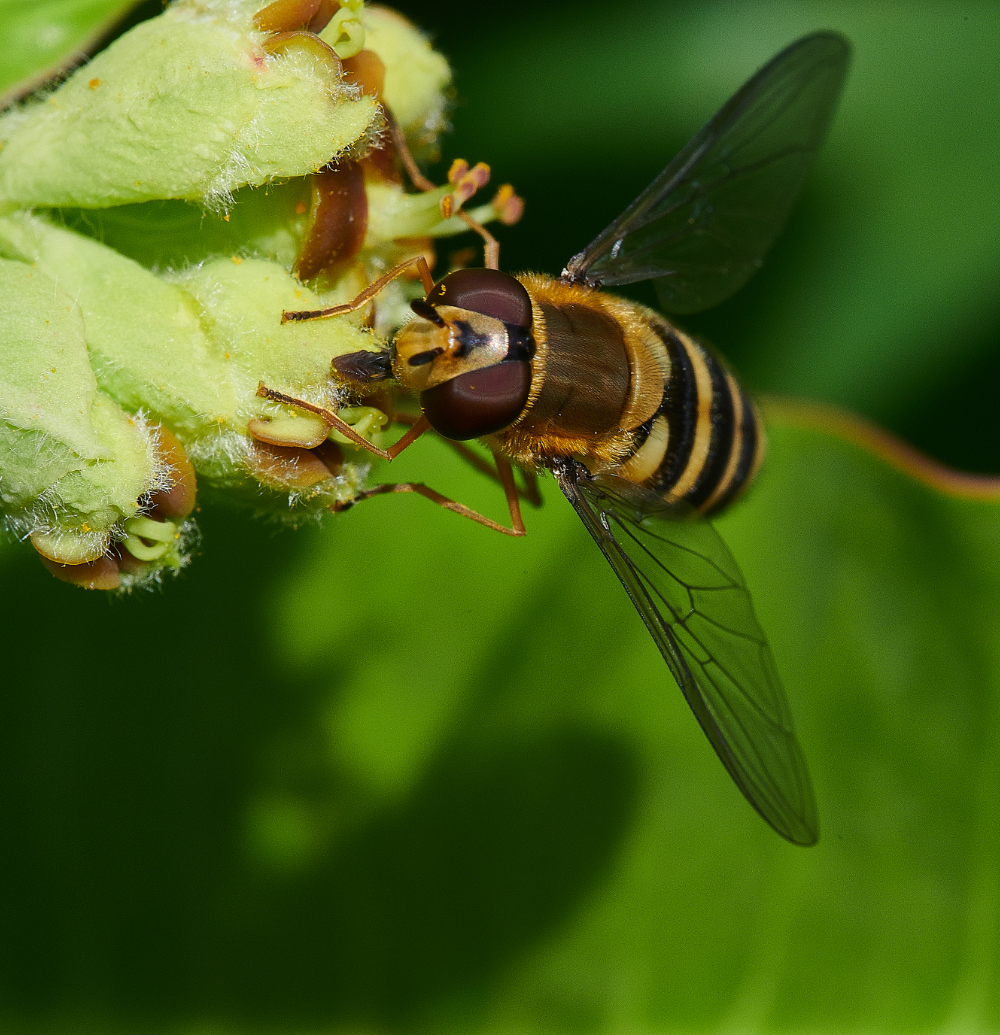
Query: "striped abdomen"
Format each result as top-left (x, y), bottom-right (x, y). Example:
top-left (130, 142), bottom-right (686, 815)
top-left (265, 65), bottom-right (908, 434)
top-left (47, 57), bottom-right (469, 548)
top-left (492, 277), bottom-right (764, 515)
top-left (618, 317), bottom-right (764, 516)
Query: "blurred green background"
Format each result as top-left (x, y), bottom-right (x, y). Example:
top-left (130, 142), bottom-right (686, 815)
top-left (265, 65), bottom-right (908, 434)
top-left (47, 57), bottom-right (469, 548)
top-left (2, 2), bottom-right (1000, 1033)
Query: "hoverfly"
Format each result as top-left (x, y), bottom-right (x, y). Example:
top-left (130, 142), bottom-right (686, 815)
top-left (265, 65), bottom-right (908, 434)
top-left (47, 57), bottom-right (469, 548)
top-left (268, 31), bottom-right (851, 845)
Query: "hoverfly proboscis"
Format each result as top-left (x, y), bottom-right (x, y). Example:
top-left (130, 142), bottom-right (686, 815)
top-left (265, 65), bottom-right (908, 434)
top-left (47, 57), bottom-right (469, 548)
top-left (265, 31), bottom-right (851, 846)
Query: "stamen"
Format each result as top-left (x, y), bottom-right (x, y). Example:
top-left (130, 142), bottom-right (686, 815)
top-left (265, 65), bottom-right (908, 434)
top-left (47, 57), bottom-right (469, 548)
top-left (492, 184), bottom-right (525, 225)
top-left (440, 161), bottom-right (490, 219)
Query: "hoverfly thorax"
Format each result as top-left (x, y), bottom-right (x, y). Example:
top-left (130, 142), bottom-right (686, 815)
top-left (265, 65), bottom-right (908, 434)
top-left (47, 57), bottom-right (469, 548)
top-left (394, 268), bottom-right (536, 441)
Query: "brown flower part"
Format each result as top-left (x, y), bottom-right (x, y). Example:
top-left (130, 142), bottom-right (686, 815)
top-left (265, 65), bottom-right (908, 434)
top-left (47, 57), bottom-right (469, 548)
top-left (293, 160), bottom-right (368, 282)
top-left (147, 425), bottom-right (197, 520)
top-left (343, 48), bottom-right (385, 97)
top-left (253, 0), bottom-right (339, 34)
top-left (247, 440), bottom-right (339, 489)
top-left (33, 423), bottom-right (198, 590)
top-left (40, 553), bottom-right (122, 591)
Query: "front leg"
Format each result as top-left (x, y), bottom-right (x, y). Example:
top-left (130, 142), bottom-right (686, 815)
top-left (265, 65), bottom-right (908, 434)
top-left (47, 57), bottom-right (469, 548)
top-left (256, 382), bottom-right (430, 460)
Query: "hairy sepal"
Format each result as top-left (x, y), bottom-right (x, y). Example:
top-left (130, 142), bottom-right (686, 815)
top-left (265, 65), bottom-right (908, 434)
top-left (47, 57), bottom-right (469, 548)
top-left (0, 0), bottom-right (377, 210)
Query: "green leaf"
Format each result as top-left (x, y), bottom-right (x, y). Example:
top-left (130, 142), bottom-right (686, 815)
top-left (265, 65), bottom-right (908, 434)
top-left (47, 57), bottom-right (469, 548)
top-left (3, 0), bottom-right (1000, 1032)
top-left (4, 413), bottom-right (1000, 1033)
top-left (0, 0), bottom-right (377, 208)
top-left (0, 0), bottom-right (138, 99)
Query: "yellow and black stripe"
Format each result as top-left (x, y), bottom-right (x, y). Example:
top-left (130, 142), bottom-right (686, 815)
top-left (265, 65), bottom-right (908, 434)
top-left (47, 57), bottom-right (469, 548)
top-left (632, 321), bottom-right (762, 516)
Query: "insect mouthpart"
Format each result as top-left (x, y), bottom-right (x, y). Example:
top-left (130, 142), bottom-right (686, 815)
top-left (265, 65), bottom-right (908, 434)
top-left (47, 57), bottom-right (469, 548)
top-left (331, 348), bottom-right (393, 385)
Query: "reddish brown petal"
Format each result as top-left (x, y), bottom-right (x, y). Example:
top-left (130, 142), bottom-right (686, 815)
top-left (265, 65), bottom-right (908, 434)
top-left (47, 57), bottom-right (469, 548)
top-left (313, 439), bottom-right (344, 476)
top-left (40, 553), bottom-right (121, 591)
top-left (253, 0), bottom-right (322, 33)
top-left (307, 0), bottom-right (340, 34)
top-left (342, 49), bottom-right (385, 97)
top-left (293, 160), bottom-right (368, 282)
top-left (148, 425), bottom-right (198, 520)
top-left (247, 441), bottom-right (336, 488)
top-left (361, 138), bottom-right (402, 185)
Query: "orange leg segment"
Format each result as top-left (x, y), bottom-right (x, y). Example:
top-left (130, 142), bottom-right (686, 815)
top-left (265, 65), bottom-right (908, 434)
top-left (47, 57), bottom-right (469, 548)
top-left (256, 383), bottom-right (431, 460)
top-left (281, 255), bottom-right (435, 324)
top-left (334, 454), bottom-right (526, 537)
top-left (442, 440), bottom-right (541, 507)
top-left (257, 384), bottom-right (528, 536)
top-left (382, 411), bottom-right (541, 507)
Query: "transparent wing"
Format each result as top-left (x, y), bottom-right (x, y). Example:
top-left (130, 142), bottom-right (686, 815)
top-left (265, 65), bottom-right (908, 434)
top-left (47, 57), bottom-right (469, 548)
top-left (554, 460), bottom-right (818, 844)
top-left (562, 32), bottom-right (850, 314)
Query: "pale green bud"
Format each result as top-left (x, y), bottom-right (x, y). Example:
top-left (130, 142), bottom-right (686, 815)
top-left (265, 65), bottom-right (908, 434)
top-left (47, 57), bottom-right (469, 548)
top-left (0, 255), bottom-right (190, 586)
top-left (347, 6), bottom-right (450, 140)
top-left (0, 210), bottom-right (374, 508)
top-left (0, 0), bottom-right (520, 589)
top-left (0, 0), bottom-right (377, 210)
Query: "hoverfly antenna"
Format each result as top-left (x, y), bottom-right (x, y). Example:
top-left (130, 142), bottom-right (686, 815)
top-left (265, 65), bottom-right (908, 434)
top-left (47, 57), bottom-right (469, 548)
top-left (410, 298), bottom-right (445, 326)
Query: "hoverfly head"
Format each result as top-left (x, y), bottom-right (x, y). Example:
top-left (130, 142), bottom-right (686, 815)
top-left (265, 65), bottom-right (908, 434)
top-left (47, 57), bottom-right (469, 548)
top-left (393, 268), bottom-right (536, 440)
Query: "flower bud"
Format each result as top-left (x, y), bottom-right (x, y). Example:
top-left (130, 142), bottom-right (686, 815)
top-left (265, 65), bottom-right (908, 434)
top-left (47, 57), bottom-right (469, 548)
top-left (0, 255), bottom-right (195, 587)
top-left (0, 1), bottom-right (519, 589)
top-left (0, 0), bottom-right (378, 210)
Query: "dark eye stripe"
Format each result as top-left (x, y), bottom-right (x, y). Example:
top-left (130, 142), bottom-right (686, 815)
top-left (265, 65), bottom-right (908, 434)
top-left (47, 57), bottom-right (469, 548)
top-left (408, 347), bottom-right (444, 367)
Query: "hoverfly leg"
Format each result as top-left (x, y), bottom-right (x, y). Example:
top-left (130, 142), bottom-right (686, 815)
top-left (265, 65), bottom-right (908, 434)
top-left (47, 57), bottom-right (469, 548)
top-left (281, 254), bottom-right (435, 323)
top-left (520, 469), bottom-right (542, 507)
top-left (332, 453), bottom-right (526, 537)
top-left (438, 439), bottom-right (541, 508)
top-left (255, 383), bottom-right (431, 460)
top-left (494, 455), bottom-right (527, 533)
top-left (384, 107), bottom-right (437, 193)
top-left (384, 414), bottom-right (432, 459)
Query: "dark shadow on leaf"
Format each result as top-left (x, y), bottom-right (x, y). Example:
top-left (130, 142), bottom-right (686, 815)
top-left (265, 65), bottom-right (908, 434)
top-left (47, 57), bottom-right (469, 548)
top-left (229, 728), bottom-right (638, 1028)
top-left (0, 506), bottom-right (640, 1030)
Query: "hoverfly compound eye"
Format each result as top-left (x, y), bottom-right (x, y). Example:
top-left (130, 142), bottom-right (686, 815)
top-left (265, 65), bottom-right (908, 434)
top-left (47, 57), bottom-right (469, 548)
top-left (420, 361), bottom-right (532, 441)
top-left (426, 269), bottom-right (533, 329)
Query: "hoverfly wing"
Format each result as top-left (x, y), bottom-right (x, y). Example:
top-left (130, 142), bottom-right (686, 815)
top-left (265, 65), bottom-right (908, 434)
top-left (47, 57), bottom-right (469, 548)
top-left (562, 31), bottom-right (850, 315)
top-left (553, 461), bottom-right (818, 845)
